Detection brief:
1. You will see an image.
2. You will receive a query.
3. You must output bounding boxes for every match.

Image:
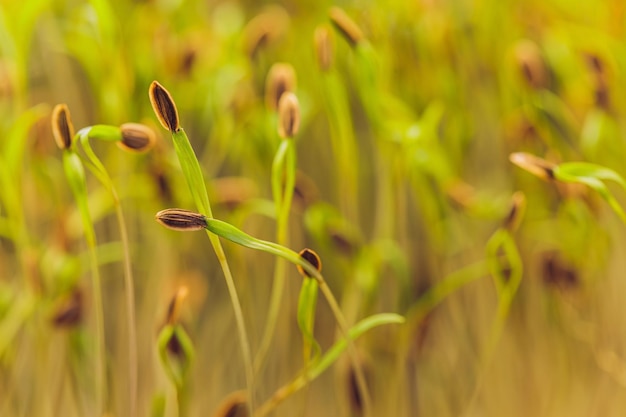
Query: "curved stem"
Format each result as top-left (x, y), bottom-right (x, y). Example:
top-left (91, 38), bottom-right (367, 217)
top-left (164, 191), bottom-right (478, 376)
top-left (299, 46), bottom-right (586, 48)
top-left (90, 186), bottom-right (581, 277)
top-left (63, 151), bottom-right (107, 414)
top-left (79, 136), bottom-right (138, 417)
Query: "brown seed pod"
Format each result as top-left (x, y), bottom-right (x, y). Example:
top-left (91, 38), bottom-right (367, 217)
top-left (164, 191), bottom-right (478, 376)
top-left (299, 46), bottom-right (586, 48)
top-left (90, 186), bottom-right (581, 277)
top-left (212, 390), bottom-right (248, 417)
top-left (242, 5), bottom-right (290, 60)
top-left (118, 122), bottom-right (156, 153)
top-left (277, 92), bottom-right (300, 139)
top-left (164, 286), bottom-right (189, 325)
top-left (514, 40), bottom-right (548, 89)
top-left (509, 152), bottom-right (556, 181)
top-left (52, 289), bottom-right (83, 328)
top-left (329, 6), bottom-right (365, 48)
top-left (503, 191), bottom-right (526, 232)
top-left (265, 63), bottom-right (297, 111)
top-left (314, 25), bottom-right (334, 71)
top-left (296, 248), bottom-right (322, 278)
top-left (541, 251), bottom-right (578, 290)
top-left (51, 104), bottom-right (75, 150)
top-left (155, 208), bottom-right (207, 232)
top-left (149, 81), bottom-right (180, 132)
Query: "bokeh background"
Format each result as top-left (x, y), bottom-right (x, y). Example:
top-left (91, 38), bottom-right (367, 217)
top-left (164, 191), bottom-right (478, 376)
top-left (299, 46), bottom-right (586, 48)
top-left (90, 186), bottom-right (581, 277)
top-left (2, 0), bottom-right (626, 416)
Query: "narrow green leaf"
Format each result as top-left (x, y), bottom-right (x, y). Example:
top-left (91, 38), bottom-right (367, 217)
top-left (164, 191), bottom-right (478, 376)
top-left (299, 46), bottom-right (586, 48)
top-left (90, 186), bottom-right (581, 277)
top-left (171, 129), bottom-right (212, 217)
top-left (555, 162), bottom-right (626, 190)
top-left (554, 163), bottom-right (626, 223)
top-left (308, 313), bottom-right (404, 380)
top-left (297, 277), bottom-right (321, 365)
top-left (204, 218), bottom-right (321, 279)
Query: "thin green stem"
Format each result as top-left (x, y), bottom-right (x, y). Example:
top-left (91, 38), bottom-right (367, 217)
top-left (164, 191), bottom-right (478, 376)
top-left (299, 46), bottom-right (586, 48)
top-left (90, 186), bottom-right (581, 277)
top-left (254, 313), bottom-right (403, 417)
top-left (203, 217), bottom-right (371, 415)
top-left (255, 140), bottom-right (296, 373)
top-left (79, 135), bottom-right (138, 417)
top-left (62, 151), bottom-right (107, 414)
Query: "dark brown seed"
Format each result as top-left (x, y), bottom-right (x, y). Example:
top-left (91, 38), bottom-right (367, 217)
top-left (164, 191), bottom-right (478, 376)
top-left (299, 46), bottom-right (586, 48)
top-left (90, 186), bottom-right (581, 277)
top-left (329, 228), bottom-right (359, 257)
top-left (541, 251), bottom-right (578, 290)
top-left (509, 152), bottom-right (556, 181)
top-left (155, 208), bottom-right (207, 232)
top-left (296, 248), bottom-right (322, 278)
top-left (503, 191), bottom-right (526, 232)
top-left (277, 92), bottom-right (300, 138)
top-left (166, 330), bottom-right (184, 357)
top-left (212, 391), bottom-right (248, 417)
top-left (165, 287), bottom-right (188, 325)
top-left (514, 40), bottom-right (548, 89)
top-left (118, 123), bottom-right (156, 153)
top-left (329, 6), bottom-right (365, 48)
top-left (242, 5), bottom-right (290, 60)
top-left (51, 104), bottom-right (75, 150)
top-left (52, 290), bottom-right (83, 328)
top-left (265, 63), bottom-right (296, 111)
top-left (314, 25), bottom-right (334, 71)
top-left (149, 81), bottom-right (180, 132)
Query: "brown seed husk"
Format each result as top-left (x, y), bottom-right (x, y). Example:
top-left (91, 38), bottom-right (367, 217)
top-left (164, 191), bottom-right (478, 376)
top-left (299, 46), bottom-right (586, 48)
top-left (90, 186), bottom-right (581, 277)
top-left (265, 63), bottom-right (297, 111)
top-left (156, 208), bottom-right (207, 232)
top-left (509, 152), bottom-right (556, 181)
top-left (165, 286), bottom-right (189, 325)
top-left (314, 25), bottom-right (334, 71)
top-left (329, 6), bottom-right (365, 47)
top-left (118, 122), bottom-right (156, 153)
top-left (51, 104), bottom-right (75, 150)
top-left (242, 5), bottom-right (290, 60)
top-left (296, 248), bottom-right (322, 278)
top-left (212, 390), bottom-right (248, 417)
top-left (503, 191), bottom-right (526, 232)
top-left (52, 289), bottom-right (83, 328)
top-left (149, 81), bottom-right (180, 132)
top-left (514, 40), bottom-right (548, 89)
top-left (277, 92), bottom-right (300, 138)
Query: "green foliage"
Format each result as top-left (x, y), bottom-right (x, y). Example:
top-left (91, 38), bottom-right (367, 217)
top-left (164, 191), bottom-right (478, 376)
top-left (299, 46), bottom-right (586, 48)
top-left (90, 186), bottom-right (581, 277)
top-left (4, 0), bottom-right (626, 416)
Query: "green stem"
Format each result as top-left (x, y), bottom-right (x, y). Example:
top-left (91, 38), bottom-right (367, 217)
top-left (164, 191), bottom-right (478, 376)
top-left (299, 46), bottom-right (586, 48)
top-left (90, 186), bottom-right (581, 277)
top-left (321, 71), bottom-right (360, 225)
top-left (255, 140), bottom-right (296, 373)
top-left (62, 151), bottom-right (107, 414)
top-left (203, 217), bottom-right (372, 415)
top-left (79, 135), bottom-right (138, 417)
top-left (171, 129), bottom-right (255, 414)
top-left (254, 313), bottom-right (403, 417)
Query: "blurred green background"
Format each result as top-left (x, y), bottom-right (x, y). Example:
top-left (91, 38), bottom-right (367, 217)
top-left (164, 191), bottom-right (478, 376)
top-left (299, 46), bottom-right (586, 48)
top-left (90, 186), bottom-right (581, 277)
top-left (2, 0), bottom-right (626, 416)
